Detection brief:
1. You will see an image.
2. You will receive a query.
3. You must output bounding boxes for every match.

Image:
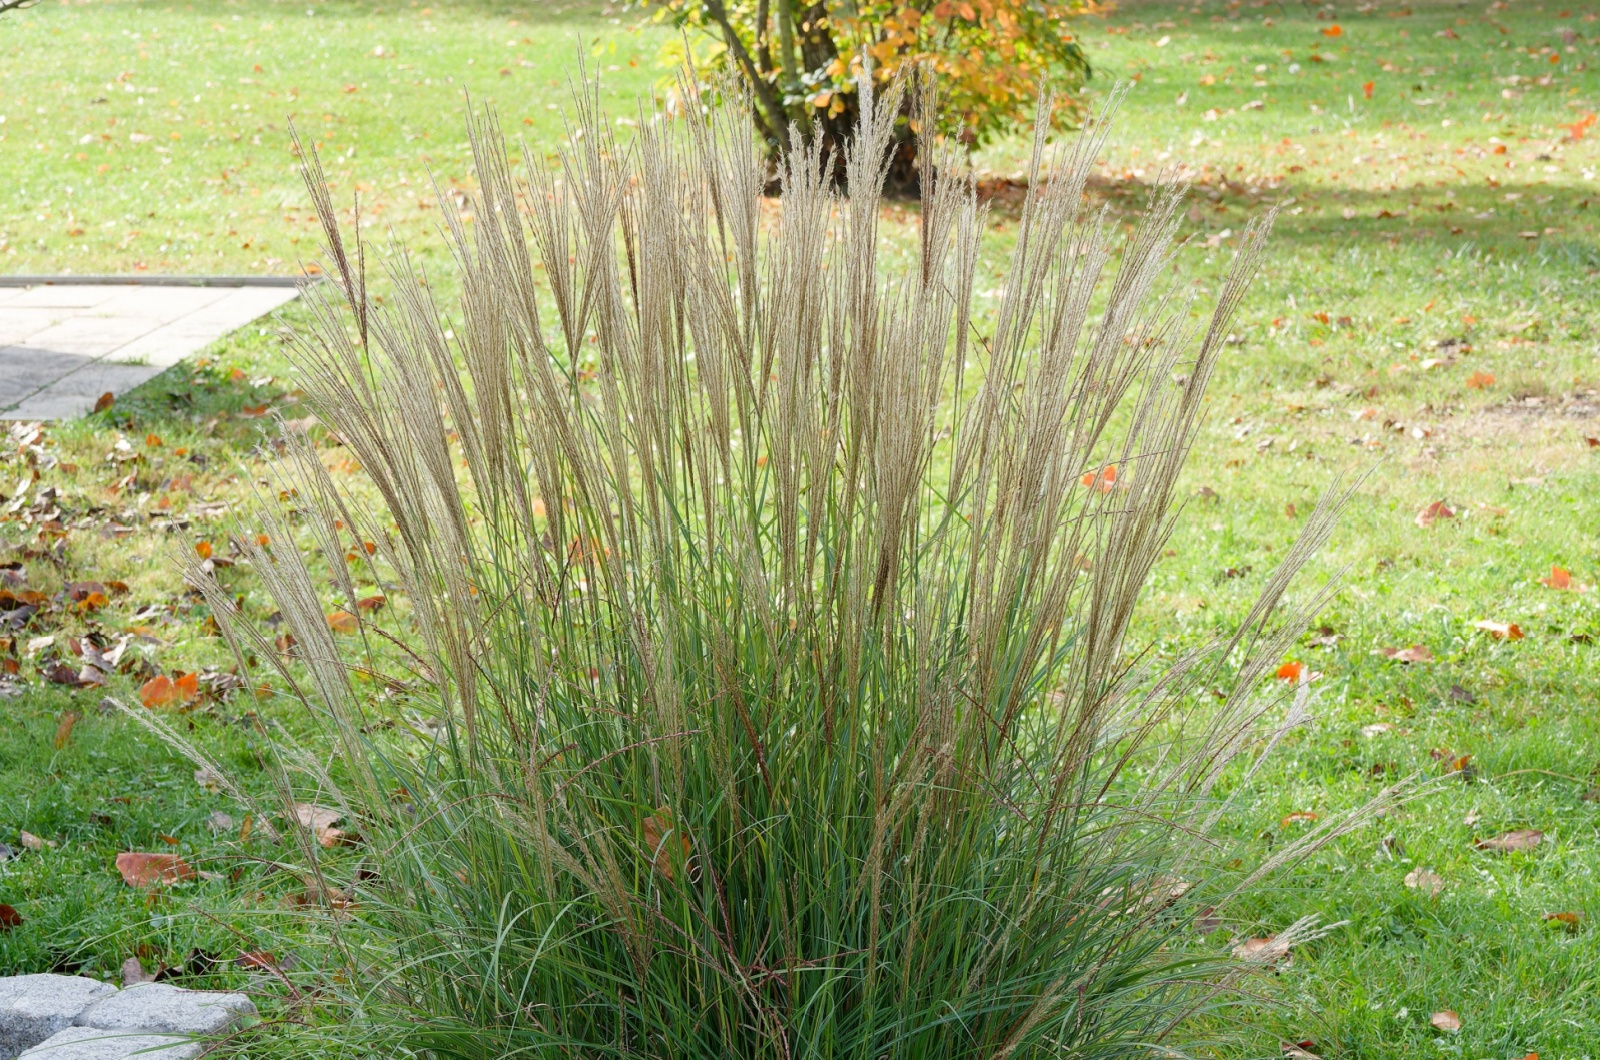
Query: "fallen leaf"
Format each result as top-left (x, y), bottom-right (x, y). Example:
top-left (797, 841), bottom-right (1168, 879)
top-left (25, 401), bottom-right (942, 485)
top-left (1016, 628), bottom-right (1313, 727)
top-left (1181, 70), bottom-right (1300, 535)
top-left (0, 903), bottom-right (22, 930)
top-left (355, 594), bottom-right (386, 613)
top-left (1540, 565), bottom-right (1572, 590)
top-left (1465, 371), bottom-right (1494, 390)
top-left (194, 767), bottom-right (223, 794)
top-left (1321, 23), bottom-right (1343, 36)
top-left (1415, 501), bottom-right (1454, 528)
top-left (1430, 1011), bottom-right (1461, 1033)
top-left (327, 610), bottom-right (359, 633)
top-left (1541, 911), bottom-right (1583, 929)
top-left (115, 851), bottom-right (196, 887)
top-left (195, 540), bottom-right (213, 560)
top-left (1276, 660), bottom-right (1304, 682)
top-left (1475, 829), bottom-right (1543, 853)
top-left (1079, 465), bottom-right (1118, 492)
top-left (53, 711), bottom-right (80, 749)
top-left (1404, 867), bottom-right (1445, 896)
top-left (1282, 1042), bottom-right (1322, 1060)
top-left (121, 956), bottom-right (157, 986)
top-left (1361, 722), bottom-right (1394, 737)
top-left (1380, 644), bottom-right (1434, 663)
top-left (19, 831), bottom-right (47, 851)
top-left (205, 811), bottom-right (234, 833)
top-left (642, 806), bottom-right (691, 882)
top-left (93, 392), bottom-right (116, 413)
top-left (1232, 935), bottom-right (1292, 965)
top-left (141, 672), bottom-right (200, 708)
top-left (1473, 619), bottom-right (1524, 640)
top-left (236, 950), bottom-right (282, 973)
top-left (293, 803), bottom-right (341, 831)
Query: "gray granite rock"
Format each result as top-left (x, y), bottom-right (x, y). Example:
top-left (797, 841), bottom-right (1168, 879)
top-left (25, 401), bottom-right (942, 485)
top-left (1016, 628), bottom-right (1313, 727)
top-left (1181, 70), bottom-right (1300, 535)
top-left (75, 984), bottom-right (253, 1036)
top-left (17, 1027), bottom-right (202, 1060)
top-left (0, 976), bottom-right (118, 1060)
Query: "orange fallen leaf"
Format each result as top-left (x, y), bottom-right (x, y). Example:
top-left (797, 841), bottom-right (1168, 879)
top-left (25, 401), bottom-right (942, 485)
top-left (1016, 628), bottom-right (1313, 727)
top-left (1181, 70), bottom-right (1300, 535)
top-left (195, 540), bottom-right (213, 560)
top-left (1362, 80), bottom-right (1374, 99)
top-left (1415, 501), bottom-right (1454, 528)
top-left (145, 433), bottom-right (162, 448)
top-left (642, 807), bottom-right (691, 882)
top-left (327, 610), bottom-right (359, 633)
top-left (1541, 911), bottom-right (1582, 929)
top-left (1465, 371), bottom-right (1494, 390)
top-left (1475, 828), bottom-right (1543, 853)
top-left (73, 591), bottom-right (108, 613)
top-left (1540, 565), bottom-right (1572, 590)
top-left (1080, 465), bottom-right (1118, 492)
top-left (115, 852), bottom-right (196, 888)
top-left (1321, 23), bottom-right (1343, 36)
top-left (1281, 811), bottom-right (1318, 826)
top-left (1380, 644), bottom-right (1434, 663)
top-left (1430, 1011), bottom-right (1461, 1033)
top-left (53, 711), bottom-right (79, 749)
top-left (140, 675), bottom-right (177, 707)
top-left (140, 672), bottom-right (200, 708)
top-left (1276, 660), bottom-right (1304, 682)
top-left (354, 595), bottom-right (386, 613)
top-left (93, 392), bottom-right (115, 413)
top-left (1473, 619), bottom-right (1524, 640)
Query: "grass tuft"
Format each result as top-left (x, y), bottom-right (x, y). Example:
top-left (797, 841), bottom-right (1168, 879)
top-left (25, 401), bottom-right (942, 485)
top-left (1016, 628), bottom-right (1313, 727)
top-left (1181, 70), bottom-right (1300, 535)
top-left (169, 73), bottom-right (1372, 1057)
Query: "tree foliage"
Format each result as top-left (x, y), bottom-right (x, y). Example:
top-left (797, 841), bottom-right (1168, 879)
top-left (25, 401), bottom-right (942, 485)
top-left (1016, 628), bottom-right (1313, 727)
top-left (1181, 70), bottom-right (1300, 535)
top-left (647, 0), bottom-right (1094, 170)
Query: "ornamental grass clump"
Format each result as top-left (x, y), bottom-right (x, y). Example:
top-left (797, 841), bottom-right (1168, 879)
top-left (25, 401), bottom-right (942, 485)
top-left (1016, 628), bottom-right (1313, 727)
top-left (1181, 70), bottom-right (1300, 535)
top-left (185, 74), bottom-right (1373, 1058)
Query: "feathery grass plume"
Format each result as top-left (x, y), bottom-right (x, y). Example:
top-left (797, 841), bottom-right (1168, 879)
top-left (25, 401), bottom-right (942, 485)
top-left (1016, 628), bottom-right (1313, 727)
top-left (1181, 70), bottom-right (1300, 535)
top-left (199, 70), bottom-right (1386, 1058)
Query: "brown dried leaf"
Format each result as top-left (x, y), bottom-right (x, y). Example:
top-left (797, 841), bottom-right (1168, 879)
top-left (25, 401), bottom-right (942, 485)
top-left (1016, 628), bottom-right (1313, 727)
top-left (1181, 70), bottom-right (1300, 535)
top-left (1232, 935), bottom-right (1292, 965)
top-left (1415, 500), bottom-right (1454, 528)
top-left (1404, 867), bottom-right (1445, 896)
top-left (0, 903), bottom-right (22, 930)
top-left (1379, 644), bottom-right (1434, 663)
top-left (1475, 829), bottom-right (1543, 853)
top-left (115, 851), bottom-right (196, 888)
top-left (293, 803), bottom-right (341, 832)
top-left (1430, 1010), bottom-right (1462, 1033)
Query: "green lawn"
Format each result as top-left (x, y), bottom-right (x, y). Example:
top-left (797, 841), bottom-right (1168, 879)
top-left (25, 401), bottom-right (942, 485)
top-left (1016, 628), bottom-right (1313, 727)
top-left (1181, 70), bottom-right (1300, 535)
top-left (3, 1), bottom-right (1599, 1057)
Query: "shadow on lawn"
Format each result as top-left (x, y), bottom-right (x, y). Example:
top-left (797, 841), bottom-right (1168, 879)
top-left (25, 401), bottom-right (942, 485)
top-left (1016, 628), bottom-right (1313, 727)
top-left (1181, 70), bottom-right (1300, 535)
top-left (972, 176), bottom-right (1600, 269)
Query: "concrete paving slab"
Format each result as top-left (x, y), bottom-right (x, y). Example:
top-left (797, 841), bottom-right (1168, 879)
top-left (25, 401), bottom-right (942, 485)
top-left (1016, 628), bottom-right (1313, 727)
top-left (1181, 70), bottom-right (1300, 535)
top-left (0, 975), bottom-right (118, 1060)
top-left (0, 280), bottom-right (301, 419)
top-left (90, 287), bottom-right (231, 320)
top-left (0, 348), bottom-right (98, 407)
top-left (5, 287), bottom-right (123, 310)
top-left (0, 311), bottom-right (67, 347)
top-left (19, 317), bottom-right (163, 357)
top-left (18, 1027), bottom-right (202, 1060)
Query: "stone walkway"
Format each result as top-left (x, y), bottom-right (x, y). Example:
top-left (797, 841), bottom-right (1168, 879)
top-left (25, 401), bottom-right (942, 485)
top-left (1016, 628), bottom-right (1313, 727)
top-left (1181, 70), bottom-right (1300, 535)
top-left (0, 975), bottom-right (254, 1059)
top-left (0, 283), bottom-right (300, 421)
